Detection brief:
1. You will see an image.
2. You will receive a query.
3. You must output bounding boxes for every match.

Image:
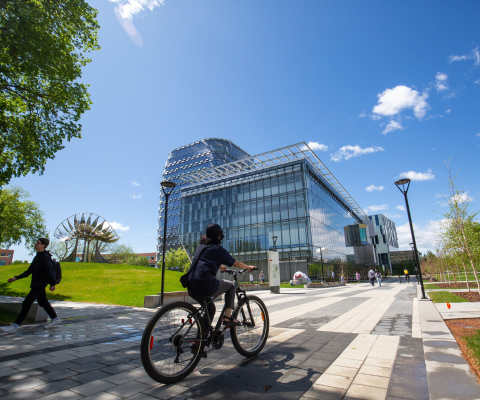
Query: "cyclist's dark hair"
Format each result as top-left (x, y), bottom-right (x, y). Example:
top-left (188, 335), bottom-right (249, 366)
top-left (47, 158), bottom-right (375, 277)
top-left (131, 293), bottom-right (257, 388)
top-left (38, 238), bottom-right (50, 249)
top-left (200, 223), bottom-right (224, 245)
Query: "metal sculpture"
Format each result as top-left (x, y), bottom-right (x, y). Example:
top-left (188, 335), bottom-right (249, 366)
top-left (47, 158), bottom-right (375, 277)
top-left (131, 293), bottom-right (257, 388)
top-left (54, 213), bottom-right (120, 263)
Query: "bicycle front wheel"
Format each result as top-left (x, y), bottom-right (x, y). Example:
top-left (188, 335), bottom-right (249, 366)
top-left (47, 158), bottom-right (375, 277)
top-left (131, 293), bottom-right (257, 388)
top-left (230, 295), bottom-right (269, 357)
top-left (140, 301), bottom-right (205, 384)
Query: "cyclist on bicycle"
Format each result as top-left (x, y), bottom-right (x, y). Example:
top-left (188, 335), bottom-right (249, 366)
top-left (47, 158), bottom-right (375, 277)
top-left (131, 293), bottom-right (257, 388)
top-left (188, 223), bottom-right (255, 327)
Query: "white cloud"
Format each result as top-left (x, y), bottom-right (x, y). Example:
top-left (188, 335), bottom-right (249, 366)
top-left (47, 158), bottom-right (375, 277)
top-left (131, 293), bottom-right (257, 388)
top-left (366, 185), bottom-right (384, 192)
top-left (330, 145), bottom-right (384, 162)
top-left (372, 85), bottom-right (429, 119)
top-left (396, 220), bottom-right (443, 252)
top-left (132, 181), bottom-right (140, 186)
top-left (396, 205), bottom-right (406, 211)
top-left (452, 192), bottom-right (473, 204)
top-left (446, 109), bottom-right (451, 113)
top-left (385, 213), bottom-right (402, 219)
top-left (382, 120), bottom-right (404, 134)
top-left (474, 79), bottom-right (480, 85)
top-left (476, 133), bottom-right (480, 137)
top-left (109, 221), bottom-right (130, 231)
top-left (399, 169), bottom-right (435, 182)
top-left (359, 111), bottom-right (367, 118)
top-left (308, 142), bottom-right (329, 151)
top-left (110, 0), bottom-right (165, 20)
top-left (130, 193), bottom-right (142, 199)
top-left (364, 204), bottom-right (389, 212)
top-left (449, 46), bottom-right (480, 66)
top-left (435, 72), bottom-right (449, 92)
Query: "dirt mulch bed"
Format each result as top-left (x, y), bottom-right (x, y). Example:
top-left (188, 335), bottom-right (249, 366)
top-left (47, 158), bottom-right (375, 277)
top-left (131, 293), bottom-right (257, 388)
top-left (434, 282), bottom-right (479, 289)
top-left (446, 319), bottom-right (480, 382)
top-left (452, 292), bottom-right (480, 302)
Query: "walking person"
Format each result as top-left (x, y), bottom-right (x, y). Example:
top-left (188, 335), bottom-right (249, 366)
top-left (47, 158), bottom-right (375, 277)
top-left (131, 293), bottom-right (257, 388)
top-left (376, 270), bottom-right (382, 287)
top-left (404, 268), bottom-right (410, 283)
top-left (249, 273), bottom-right (254, 284)
top-left (1, 238), bottom-right (61, 334)
top-left (368, 267), bottom-right (376, 287)
top-left (331, 270), bottom-right (335, 282)
top-left (259, 271), bottom-right (265, 283)
top-left (340, 274), bottom-right (344, 283)
top-left (355, 271), bottom-right (360, 283)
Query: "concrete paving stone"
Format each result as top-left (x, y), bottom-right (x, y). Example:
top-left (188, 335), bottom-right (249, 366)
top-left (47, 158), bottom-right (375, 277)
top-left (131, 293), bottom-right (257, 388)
top-left (97, 358), bottom-right (130, 366)
top-left (0, 389), bottom-right (44, 400)
top-left (70, 379), bottom-right (118, 396)
top-left (18, 356), bottom-right (49, 364)
top-left (2, 369), bottom-right (44, 382)
top-left (82, 391), bottom-right (123, 400)
top-left (257, 383), bottom-right (306, 400)
top-left (366, 351), bottom-right (397, 360)
top-left (103, 371), bottom-right (142, 385)
top-left (387, 384), bottom-right (428, 400)
top-left (106, 381), bottom-right (152, 398)
top-left (315, 373), bottom-right (353, 389)
top-left (389, 372), bottom-right (427, 389)
top-left (392, 363), bottom-right (426, 377)
top-left (70, 371), bottom-right (112, 384)
top-left (69, 362), bottom-right (106, 373)
top-left (100, 364), bottom-right (137, 375)
top-left (325, 365), bottom-right (358, 378)
top-left (330, 358), bottom-right (364, 369)
top-left (122, 394), bottom-right (159, 400)
top-left (38, 370), bottom-right (77, 382)
top-left (392, 356), bottom-right (425, 368)
top-left (302, 384), bottom-right (346, 400)
top-left (69, 356), bottom-right (104, 365)
top-left (132, 376), bottom-right (163, 387)
top-left (35, 389), bottom-right (83, 400)
top-left (363, 358), bottom-right (394, 368)
top-left (35, 379), bottom-right (81, 395)
top-left (358, 365), bottom-right (392, 378)
top-left (316, 352), bottom-right (341, 361)
top-left (40, 361), bottom-right (79, 373)
top-left (143, 384), bottom-right (189, 400)
top-left (14, 361), bottom-right (52, 372)
top-left (0, 367), bottom-right (17, 378)
top-left (346, 384), bottom-right (387, 400)
top-left (353, 373), bottom-right (390, 389)
top-left (0, 360), bottom-right (24, 369)
top-left (45, 355), bottom-right (78, 364)
top-left (1, 378), bottom-right (46, 393)
top-left (338, 353), bottom-right (368, 361)
top-left (280, 371), bottom-right (321, 388)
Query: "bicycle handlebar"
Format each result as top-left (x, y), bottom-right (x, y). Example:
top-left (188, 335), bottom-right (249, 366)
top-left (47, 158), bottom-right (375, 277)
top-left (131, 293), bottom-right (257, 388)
top-left (224, 266), bottom-right (258, 276)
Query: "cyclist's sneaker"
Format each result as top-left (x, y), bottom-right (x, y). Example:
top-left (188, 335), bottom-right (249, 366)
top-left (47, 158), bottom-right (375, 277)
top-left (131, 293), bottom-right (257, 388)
top-left (0, 324), bottom-right (18, 334)
top-left (222, 316), bottom-right (241, 327)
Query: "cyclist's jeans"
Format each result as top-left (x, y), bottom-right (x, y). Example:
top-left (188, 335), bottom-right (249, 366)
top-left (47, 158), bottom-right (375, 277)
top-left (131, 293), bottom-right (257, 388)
top-left (190, 279), bottom-right (235, 329)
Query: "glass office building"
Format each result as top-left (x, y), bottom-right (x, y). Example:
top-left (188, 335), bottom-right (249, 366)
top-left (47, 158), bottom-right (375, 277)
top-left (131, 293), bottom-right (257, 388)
top-left (157, 139), bottom-right (250, 258)
top-left (177, 142), bottom-right (371, 270)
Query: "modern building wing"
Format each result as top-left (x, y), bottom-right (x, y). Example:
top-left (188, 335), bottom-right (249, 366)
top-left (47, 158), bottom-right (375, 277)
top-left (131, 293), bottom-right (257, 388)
top-left (157, 139), bottom-right (250, 257)
top-left (366, 214), bottom-right (399, 273)
top-left (177, 142), bottom-right (374, 272)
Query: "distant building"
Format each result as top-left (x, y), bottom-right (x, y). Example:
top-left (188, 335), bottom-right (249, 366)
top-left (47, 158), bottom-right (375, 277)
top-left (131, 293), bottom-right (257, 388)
top-left (0, 249), bottom-right (14, 266)
top-left (136, 253), bottom-right (157, 268)
top-left (390, 250), bottom-right (417, 264)
top-left (365, 214), bottom-right (398, 273)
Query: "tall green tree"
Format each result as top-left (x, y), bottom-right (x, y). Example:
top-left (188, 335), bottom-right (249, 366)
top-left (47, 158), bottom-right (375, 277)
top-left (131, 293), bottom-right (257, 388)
top-left (0, 186), bottom-right (48, 253)
top-left (163, 248), bottom-right (191, 272)
top-left (0, 0), bottom-right (100, 186)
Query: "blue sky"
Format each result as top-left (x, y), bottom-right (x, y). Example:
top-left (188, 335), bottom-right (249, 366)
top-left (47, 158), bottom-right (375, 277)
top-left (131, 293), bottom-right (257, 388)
top-left (9, 0), bottom-right (480, 261)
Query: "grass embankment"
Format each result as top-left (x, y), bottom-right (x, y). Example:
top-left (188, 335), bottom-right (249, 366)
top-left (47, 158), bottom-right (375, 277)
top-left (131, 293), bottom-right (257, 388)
top-left (0, 262), bottom-right (185, 308)
top-left (428, 291), bottom-right (469, 303)
top-left (446, 319), bottom-right (480, 381)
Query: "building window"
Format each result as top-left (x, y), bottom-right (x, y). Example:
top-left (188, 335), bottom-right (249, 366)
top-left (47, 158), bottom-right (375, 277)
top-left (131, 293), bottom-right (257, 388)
top-left (151, 256), bottom-right (154, 260)
top-left (0, 261), bottom-right (5, 266)
top-left (375, 215), bottom-right (379, 226)
top-left (1, 253), bottom-right (5, 256)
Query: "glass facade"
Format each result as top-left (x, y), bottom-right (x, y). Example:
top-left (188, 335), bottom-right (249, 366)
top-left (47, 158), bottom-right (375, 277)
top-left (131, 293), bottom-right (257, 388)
top-left (179, 158), bottom-right (367, 269)
top-left (367, 214), bottom-right (399, 273)
top-left (157, 139), bottom-right (250, 257)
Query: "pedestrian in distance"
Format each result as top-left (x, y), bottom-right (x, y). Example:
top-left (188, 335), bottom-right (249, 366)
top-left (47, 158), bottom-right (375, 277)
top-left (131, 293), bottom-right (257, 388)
top-left (249, 273), bottom-right (254, 284)
top-left (368, 267), bottom-right (376, 287)
top-left (355, 271), bottom-right (360, 284)
top-left (1, 238), bottom-right (61, 334)
top-left (331, 270), bottom-right (335, 282)
top-left (376, 270), bottom-right (382, 287)
top-left (340, 274), bottom-right (345, 283)
top-left (404, 268), bottom-right (410, 283)
top-left (259, 271), bottom-right (265, 283)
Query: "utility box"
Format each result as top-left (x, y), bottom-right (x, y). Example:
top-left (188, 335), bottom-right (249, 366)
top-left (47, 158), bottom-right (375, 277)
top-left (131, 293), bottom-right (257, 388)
top-left (268, 251), bottom-right (280, 294)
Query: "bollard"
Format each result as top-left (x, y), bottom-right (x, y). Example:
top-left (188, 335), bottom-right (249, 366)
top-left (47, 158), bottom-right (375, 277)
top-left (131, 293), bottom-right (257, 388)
top-left (398, 276), bottom-right (401, 283)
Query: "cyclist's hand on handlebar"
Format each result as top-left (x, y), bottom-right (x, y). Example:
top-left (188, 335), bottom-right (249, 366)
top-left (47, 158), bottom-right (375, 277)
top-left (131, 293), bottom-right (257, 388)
top-left (220, 265), bottom-right (227, 272)
top-left (245, 265), bottom-right (257, 272)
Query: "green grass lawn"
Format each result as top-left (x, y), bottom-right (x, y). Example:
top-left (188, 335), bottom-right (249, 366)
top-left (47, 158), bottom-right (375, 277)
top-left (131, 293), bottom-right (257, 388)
top-left (428, 291), bottom-right (469, 303)
top-left (0, 262), bottom-right (186, 308)
top-left (464, 331), bottom-right (480, 373)
top-left (0, 309), bottom-right (28, 326)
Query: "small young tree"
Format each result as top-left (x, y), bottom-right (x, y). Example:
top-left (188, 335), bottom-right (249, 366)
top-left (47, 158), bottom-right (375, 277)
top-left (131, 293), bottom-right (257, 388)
top-left (163, 248), bottom-right (191, 272)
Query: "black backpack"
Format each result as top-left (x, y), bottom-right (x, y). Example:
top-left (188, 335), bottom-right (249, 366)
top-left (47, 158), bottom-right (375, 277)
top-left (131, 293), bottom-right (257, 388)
top-left (47, 251), bottom-right (62, 285)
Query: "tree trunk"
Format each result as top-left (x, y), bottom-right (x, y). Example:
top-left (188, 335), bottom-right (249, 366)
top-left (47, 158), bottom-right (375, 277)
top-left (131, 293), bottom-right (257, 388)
top-left (462, 261), bottom-right (470, 292)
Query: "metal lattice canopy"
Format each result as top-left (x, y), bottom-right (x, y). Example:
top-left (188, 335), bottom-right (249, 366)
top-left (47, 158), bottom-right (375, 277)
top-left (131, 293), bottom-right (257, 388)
top-left (178, 142), bottom-right (367, 219)
top-left (54, 213), bottom-right (120, 243)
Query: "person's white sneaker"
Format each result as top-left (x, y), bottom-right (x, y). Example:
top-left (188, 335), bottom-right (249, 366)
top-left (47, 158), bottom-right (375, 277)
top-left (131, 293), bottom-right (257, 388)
top-left (0, 325), bottom-right (18, 334)
top-left (44, 318), bottom-right (61, 329)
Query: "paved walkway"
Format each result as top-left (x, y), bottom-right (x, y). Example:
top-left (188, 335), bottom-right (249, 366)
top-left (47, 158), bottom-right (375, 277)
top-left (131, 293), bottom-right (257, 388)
top-left (1, 279), bottom-right (479, 399)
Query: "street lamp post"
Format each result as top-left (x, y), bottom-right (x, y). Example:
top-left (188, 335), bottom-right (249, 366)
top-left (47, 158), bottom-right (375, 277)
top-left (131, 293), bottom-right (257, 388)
top-left (160, 180), bottom-right (176, 307)
top-left (319, 247), bottom-right (325, 282)
top-left (409, 243), bottom-right (419, 282)
top-left (394, 178), bottom-right (426, 299)
top-left (272, 236), bottom-right (278, 251)
top-left (288, 253), bottom-right (292, 281)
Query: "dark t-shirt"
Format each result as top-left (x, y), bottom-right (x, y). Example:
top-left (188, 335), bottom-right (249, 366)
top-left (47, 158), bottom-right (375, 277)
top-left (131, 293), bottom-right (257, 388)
top-left (188, 244), bottom-right (236, 297)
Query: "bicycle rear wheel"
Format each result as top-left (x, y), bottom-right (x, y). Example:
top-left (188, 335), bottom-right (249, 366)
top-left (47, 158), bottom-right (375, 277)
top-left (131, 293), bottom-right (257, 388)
top-left (140, 302), bottom-right (205, 384)
top-left (230, 295), bottom-right (269, 357)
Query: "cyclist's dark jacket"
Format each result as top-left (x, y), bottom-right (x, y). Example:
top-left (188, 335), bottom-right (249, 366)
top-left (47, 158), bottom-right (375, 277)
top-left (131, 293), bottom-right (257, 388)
top-left (15, 251), bottom-right (56, 288)
top-left (188, 244), bottom-right (235, 298)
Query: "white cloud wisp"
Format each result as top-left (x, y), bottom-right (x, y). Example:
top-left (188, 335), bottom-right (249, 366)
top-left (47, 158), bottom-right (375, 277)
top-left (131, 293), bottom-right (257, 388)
top-left (396, 220), bottom-right (443, 252)
top-left (132, 181), bottom-right (140, 186)
top-left (449, 46), bottom-right (480, 66)
top-left (364, 204), bottom-right (389, 212)
top-left (373, 85), bottom-right (429, 119)
top-left (109, 221), bottom-right (130, 231)
top-left (308, 142), bottom-right (329, 151)
top-left (396, 205), bottom-right (406, 211)
top-left (110, 0), bottom-right (165, 20)
top-left (330, 145), bottom-right (384, 162)
top-left (366, 185), bottom-right (384, 192)
top-left (399, 169), bottom-right (435, 182)
top-left (382, 120), bottom-right (404, 134)
top-left (435, 72), bottom-right (449, 92)
top-left (130, 193), bottom-right (142, 199)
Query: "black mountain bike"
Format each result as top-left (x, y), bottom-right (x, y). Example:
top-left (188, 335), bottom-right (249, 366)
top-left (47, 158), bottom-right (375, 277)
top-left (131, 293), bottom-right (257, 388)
top-left (140, 268), bottom-right (270, 384)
